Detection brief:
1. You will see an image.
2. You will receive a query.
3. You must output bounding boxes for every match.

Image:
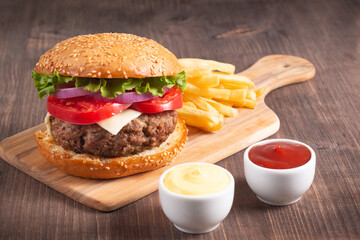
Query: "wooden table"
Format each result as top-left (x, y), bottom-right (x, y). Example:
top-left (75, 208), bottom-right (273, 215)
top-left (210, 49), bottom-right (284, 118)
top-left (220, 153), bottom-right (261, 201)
top-left (1, 0), bottom-right (359, 239)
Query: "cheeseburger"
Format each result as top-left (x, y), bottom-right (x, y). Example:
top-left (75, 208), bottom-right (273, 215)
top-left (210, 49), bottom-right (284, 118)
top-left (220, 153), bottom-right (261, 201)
top-left (32, 33), bottom-right (187, 179)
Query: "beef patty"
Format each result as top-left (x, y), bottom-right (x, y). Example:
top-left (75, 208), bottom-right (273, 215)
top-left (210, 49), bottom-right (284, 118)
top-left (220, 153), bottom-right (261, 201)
top-left (50, 110), bottom-right (178, 158)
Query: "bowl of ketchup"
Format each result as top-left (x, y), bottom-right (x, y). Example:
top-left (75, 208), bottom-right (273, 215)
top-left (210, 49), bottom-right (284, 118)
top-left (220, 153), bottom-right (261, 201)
top-left (244, 139), bottom-right (316, 206)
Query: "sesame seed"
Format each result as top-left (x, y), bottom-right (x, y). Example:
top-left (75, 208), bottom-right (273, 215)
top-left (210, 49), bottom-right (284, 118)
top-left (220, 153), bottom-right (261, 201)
top-left (105, 167), bottom-right (110, 170)
top-left (90, 167), bottom-right (94, 171)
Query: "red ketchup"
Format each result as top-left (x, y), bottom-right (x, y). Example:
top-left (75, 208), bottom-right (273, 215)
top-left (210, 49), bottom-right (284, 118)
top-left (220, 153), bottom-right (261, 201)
top-left (249, 141), bottom-right (311, 169)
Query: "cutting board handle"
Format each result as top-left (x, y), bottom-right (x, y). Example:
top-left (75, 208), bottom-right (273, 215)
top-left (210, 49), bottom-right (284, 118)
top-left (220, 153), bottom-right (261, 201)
top-left (239, 55), bottom-right (315, 95)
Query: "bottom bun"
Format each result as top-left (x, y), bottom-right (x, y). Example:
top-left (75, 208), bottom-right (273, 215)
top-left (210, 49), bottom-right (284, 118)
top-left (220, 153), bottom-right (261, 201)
top-left (35, 118), bottom-right (188, 179)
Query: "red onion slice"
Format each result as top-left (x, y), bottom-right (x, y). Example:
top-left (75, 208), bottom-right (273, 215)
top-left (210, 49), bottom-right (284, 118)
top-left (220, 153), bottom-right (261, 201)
top-left (90, 91), bottom-right (158, 103)
top-left (52, 87), bottom-right (93, 98)
top-left (52, 86), bottom-right (168, 103)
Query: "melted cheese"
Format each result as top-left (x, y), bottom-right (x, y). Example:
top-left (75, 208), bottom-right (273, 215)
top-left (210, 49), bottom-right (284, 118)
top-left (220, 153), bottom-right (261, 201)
top-left (45, 113), bottom-right (51, 132)
top-left (96, 109), bottom-right (142, 135)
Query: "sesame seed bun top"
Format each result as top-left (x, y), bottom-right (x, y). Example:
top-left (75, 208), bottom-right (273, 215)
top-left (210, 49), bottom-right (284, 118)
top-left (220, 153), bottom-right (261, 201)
top-left (34, 33), bottom-right (182, 79)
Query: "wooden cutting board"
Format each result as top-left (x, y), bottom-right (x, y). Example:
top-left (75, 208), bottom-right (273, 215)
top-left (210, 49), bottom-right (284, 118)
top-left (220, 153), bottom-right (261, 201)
top-left (0, 55), bottom-right (315, 211)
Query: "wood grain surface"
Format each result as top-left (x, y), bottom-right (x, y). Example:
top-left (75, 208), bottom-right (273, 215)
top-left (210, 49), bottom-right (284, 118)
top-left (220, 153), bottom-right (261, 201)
top-left (0, 55), bottom-right (314, 211)
top-left (0, 0), bottom-right (359, 239)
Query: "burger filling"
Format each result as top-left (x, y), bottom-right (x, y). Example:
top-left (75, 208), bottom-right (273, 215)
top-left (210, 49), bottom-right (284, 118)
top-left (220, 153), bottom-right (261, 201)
top-left (49, 111), bottom-right (178, 158)
top-left (32, 62), bottom-right (186, 159)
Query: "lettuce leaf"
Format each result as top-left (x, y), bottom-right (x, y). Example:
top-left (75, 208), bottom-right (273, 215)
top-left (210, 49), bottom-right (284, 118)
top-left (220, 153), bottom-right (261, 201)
top-left (32, 70), bottom-right (186, 99)
top-left (32, 71), bottom-right (74, 98)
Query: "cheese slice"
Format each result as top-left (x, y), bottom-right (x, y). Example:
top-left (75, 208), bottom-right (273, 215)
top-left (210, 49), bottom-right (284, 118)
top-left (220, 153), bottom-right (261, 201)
top-left (96, 109), bottom-right (142, 135)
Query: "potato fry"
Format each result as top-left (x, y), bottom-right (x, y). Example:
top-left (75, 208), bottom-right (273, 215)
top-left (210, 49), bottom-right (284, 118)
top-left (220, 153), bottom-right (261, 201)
top-left (179, 58), bottom-right (235, 74)
top-left (255, 88), bottom-right (265, 98)
top-left (209, 61), bottom-right (235, 74)
top-left (183, 93), bottom-right (219, 116)
top-left (228, 89), bottom-right (247, 103)
top-left (187, 74), bottom-right (220, 88)
top-left (233, 99), bottom-right (256, 109)
top-left (203, 121), bottom-right (223, 131)
top-left (178, 59), bottom-right (211, 78)
top-left (177, 106), bottom-right (221, 131)
top-left (216, 100), bottom-right (234, 107)
top-left (216, 84), bottom-right (225, 89)
top-left (244, 100), bottom-right (257, 108)
top-left (202, 98), bottom-right (238, 117)
top-left (216, 73), bottom-right (255, 88)
top-left (217, 83), bottom-right (247, 90)
top-left (186, 83), bottom-right (231, 100)
top-left (183, 101), bottom-right (197, 108)
top-left (203, 113), bottom-right (224, 131)
top-left (246, 89), bottom-right (257, 101)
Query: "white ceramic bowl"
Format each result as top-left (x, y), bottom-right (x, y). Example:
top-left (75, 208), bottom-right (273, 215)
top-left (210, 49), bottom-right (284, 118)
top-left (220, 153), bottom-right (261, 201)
top-left (159, 162), bottom-right (235, 234)
top-left (244, 139), bottom-right (316, 206)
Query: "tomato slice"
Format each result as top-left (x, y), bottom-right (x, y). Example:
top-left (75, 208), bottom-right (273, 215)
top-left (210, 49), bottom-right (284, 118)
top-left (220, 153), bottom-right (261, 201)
top-left (129, 87), bottom-right (183, 113)
top-left (47, 95), bottom-right (130, 124)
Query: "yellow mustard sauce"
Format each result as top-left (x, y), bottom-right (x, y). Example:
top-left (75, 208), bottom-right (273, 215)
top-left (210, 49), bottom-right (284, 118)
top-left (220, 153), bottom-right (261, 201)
top-left (163, 164), bottom-right (231, 195)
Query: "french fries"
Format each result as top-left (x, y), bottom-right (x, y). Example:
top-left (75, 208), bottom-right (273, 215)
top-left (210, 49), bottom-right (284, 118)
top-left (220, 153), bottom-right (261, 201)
top-left (177, 58), bottom-right (263, 131)
top-left (203, 98), bottom-right (238, 117)
top-left (186, 83), bottom-right (231, 100)
top-left (176, 106), bottom-right (223, 132)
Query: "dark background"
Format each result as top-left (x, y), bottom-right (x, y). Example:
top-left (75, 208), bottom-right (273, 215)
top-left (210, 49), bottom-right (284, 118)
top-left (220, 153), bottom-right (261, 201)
top-left (0, 0), bottom-right (359, 239)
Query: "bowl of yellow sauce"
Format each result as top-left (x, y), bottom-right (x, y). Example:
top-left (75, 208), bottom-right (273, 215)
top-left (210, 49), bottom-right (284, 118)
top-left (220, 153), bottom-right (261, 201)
top-left (159, 162), bottom-right (235, 234)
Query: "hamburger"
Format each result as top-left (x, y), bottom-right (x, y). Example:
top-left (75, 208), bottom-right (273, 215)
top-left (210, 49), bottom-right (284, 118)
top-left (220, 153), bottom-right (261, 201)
top-left (32, 33), bottom-right (188, 179)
